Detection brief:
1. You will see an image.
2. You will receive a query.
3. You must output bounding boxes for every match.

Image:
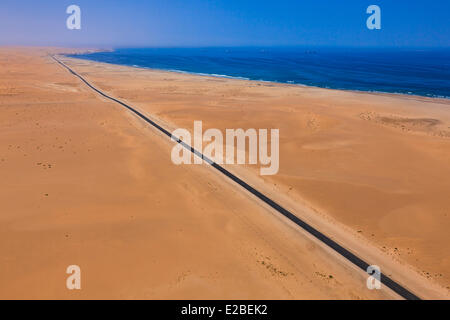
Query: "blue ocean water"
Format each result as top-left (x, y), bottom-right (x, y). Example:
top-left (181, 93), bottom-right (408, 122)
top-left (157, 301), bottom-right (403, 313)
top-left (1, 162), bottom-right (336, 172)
top-left (68, 47), bottom-right (450, 98)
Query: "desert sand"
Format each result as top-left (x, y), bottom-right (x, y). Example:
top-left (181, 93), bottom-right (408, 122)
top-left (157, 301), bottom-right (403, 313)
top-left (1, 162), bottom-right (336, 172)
top-left (0, 47), bottom-right (448, 299)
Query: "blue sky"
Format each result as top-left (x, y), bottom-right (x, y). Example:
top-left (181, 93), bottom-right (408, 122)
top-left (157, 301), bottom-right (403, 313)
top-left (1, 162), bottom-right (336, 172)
top-left (0, 0), bottom-right (448, 48)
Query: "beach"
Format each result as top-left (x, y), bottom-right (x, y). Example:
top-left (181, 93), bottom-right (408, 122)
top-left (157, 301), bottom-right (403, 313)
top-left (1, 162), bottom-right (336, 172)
top-left (0, 47), bottom-right (449, 299)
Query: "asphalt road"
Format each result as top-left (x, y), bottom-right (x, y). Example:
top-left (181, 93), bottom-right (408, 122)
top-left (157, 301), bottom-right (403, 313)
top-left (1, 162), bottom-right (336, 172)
top-left (51, 55), bottom-right (420, 300)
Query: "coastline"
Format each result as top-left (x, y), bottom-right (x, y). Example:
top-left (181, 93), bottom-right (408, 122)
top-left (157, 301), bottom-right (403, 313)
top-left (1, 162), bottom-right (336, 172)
top-left (65, 49), bottom-right (450, 101)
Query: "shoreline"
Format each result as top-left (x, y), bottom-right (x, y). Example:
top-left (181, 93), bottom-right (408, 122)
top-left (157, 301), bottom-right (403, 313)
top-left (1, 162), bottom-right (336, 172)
top-left (64, 50), bottom-right (450, 102)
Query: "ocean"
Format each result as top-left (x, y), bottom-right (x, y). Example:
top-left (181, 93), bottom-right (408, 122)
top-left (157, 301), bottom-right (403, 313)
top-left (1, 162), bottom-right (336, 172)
top-left (67, 47), bottom-right (450, 99)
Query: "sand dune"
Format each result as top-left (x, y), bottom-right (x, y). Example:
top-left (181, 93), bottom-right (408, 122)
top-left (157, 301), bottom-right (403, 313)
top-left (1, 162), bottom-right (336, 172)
top-left (0, 48), bottom-right (448, 299)
top-left (58, 52), bottom-right (450, 297)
